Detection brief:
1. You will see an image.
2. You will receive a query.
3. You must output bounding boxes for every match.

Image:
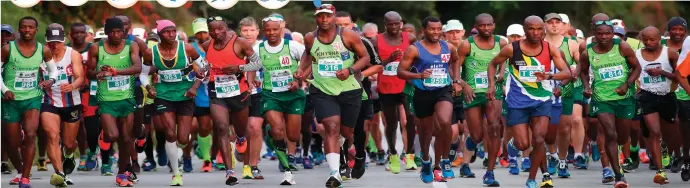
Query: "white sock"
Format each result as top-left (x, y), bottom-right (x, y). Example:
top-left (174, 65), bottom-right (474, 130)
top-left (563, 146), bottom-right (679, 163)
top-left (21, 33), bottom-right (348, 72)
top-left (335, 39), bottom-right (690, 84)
top-left (550, 153), bottom-right (558, 159)
top-left (640, 148), bottom-right (647, 153)
top-left (574, 153), bottom-right (583, 158)
top-left (166, 141), bottom-right (180, 174)
top-left (326, 153), bottom-right (340, 175)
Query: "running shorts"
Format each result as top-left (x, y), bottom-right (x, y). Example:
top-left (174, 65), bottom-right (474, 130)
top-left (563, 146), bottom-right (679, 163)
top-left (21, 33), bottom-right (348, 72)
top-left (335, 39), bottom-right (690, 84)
top-left (359, 99), bottom-right (374, 120)
top-left (379, 93), bottom-right (405, 105)
top-left (590, 97), bottom-right (635, 119)
top-left (550, 105), bottom-right (563, 125)
top-left (561, 96), bottom-right (574, 116)
top-left (678, 100), bottom-right (690, 121)
top-left (210, 91), bottom-right (251, 113)
top-left (260, 91), bottom-right (306, 115)
top-left (194, 107), bottom-right (210, 117)
top-left (143, 104), bottom-right (155, 124)
top-left (372, 99), bottom-right (382, 113)
top-left (506, 101), bottom-right (552, 127)
top-left (637, 90), bottom-right (677, 123)
top-left (154, 99), bottom-right (195, 116)
top-left (98, 98), bottom-right (137, 118)
top-left (41, 104), bottom-right (82, 123)
top-left (452, 97), bottom-right (465, 123)
top-left (1, 97), bottom-right (42, 123)
top-left (463, 91), bottom-right (503, 109)
top-left (309, 85), bottom-right (362, 128)
top-left (249, 93), bottom-right (262, 117)
top-left (412, 86), bottom-right (453, 118)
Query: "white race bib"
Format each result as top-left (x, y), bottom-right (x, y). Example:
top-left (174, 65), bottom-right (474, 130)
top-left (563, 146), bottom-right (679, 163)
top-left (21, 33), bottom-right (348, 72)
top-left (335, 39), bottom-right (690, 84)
top-left (13, 70), bottom-right (38, 90)
top-left (598, 65), bottom-right (624, 81)
top-left (89, 80), bottom-right (98, 96)
top-left (107, 76), bottom-right (130, 91)
top-left (270, 70), bottom-right (292, 92)
top-left (214, 75), bottom-right (241, 98)
top-left (317, 58), bottom-right (343, 77)
top-left (518, 65), bottom-right (544, 83)
top-left (383, 61), bottom-right (400, 76)
top-left (423, 68), bottom-right (449, 87)
top-left (474, 71), bottom-right (488, 89)
top-left (159, 69), bottom-right (183, 82)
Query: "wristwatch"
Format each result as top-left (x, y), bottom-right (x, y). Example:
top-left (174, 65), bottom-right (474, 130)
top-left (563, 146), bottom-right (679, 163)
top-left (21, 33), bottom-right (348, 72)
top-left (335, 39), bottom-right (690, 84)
top-left (547, 74), bottom-right (553, 80)
top-left (453, 80), bottom-right (461, 84)
top-left (348, 67), bottom-right (355, 75)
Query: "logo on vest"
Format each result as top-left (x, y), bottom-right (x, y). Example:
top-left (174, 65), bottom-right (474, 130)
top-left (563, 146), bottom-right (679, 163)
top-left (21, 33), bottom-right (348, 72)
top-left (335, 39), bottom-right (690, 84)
top-left (441, 53), bottom-right (450, 63)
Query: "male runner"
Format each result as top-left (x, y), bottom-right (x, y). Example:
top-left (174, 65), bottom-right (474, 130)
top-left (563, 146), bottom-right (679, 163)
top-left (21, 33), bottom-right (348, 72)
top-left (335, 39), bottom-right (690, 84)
top-left (86, 17), bottom-right (142, 187)
top-left (255, 15), bottom-right (306, 185)
top-left (1, 24), bottom-right (14, 46)
top-left (669, 17), bottom-right (690, 181)
top-left (40, 23), bottom-right (85, 187)
top-left (1, 23), bottom-right (24, 184)
top-left (636, 26), bottom-right (680, 185)
top-left (489, 16), bottom-right (572, 188)
top-left (456, 13), bottom-right (507, 186)
top-left (580, 18), bottom-right (641, 188)
top-left (1, 16), bottom-right (55, 188)
top-left (662, 17), bottom-right (688, 174)
top-left (397, 16), bottom-right (460, 183)
top-left (190, 17), bottom-right (215, 173)
top-left (142, 20), bottom-right (204, 186)
top-left (543, 13), bottom-right (580, 178)
top-left (200, 15), bottom-right (262, 185)
top-left (295, 4), bottom-right (371, 187)
top-left (370, 11), bottom-right (417, 173)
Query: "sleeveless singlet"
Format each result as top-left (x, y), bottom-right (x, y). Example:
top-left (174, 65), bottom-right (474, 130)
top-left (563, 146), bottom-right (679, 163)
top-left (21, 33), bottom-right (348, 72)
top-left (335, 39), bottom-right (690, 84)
top-left (42, 47), bottom-right (81, 107)
top-left (410, 40), bottom-right (452, 91)
top-left (3, 41), bottom-right (44, 100)
top-left (588, 38), bottom-right (632, 101)
top-left (637, 46), bottom-right (673, 95)
top-left (506, 41), bottom-right (553, 108)
top-left (95, 40), bottom-right (135, 102)
top-left (376, 32), bottom-right (410, 94)
top-left (207, 35), bottom-right (249, 98)
top-left (192, 41), bottom-right (210, 107)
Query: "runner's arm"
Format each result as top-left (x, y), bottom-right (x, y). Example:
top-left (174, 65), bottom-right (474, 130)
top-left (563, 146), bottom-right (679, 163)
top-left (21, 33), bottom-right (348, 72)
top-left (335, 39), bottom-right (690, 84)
top-left (620, 42), bottom-right (641, 86)
top-left (666, 48), bottom-right (680, 82)
top-left (70, 50), bottom-right (85, 90)
top-left (42, 44), bottom-right (58, 82)
top-left (1, 45), bottom-right (9, 94)
top-left (345, 30), bottom-right (370, 72)
top-left (549, 45), bottom-right (572, 81)
top-left (569, 39), bottom-right (581, 79)
top-left (238, 39), bottom-right (262, 72)
top-left (448, 43), bottom-right (463, 85)
top-left (580, 51), bottom-right (591, 90)
top-left (86, 43), bottom-right (99, 79)
top-left (140, 48), bottom-right (155, 87)
top-left (456, 40), bottom-right (471, 87)
top-left (396, 45), bottom-right (420, 80)
top-left (297, 32), bottom-right (314, 80)
top-left (361, 37), bottom-right (383, 77)
top-left (112, 42), bottom-right (142, 76)
top-left (488, 45), bottom-right (513, 89)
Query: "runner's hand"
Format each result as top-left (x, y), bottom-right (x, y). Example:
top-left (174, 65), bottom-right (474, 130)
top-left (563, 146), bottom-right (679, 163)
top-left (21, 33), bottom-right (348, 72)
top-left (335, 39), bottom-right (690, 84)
top-left (496, 74), bottom-right (504, 83)
top-left (463, 84), bottom-right (475, 103)
top-left (294, 69), bottom-right (303, 80)
top-left (452, 83), bottom-right (463, 97)
top-left (534, 72), bottom-right (550, 82)
top-left (100, 65), bottom-right (112, 71)
top-left (40, 79), bottom-right (54, 90)
top-left (583, 87), bottom-right (592, 98)
top-left (386, 49), bottom-right (402, 64)
top-left (253, 79), bottom-right (262, 89)
top-left (553, 87), bottom-right (561, 97)
top-left (614, 84), bottom-right (629, 96)
top-left (486, 84), bottom-right (496, 101)
top-left (145, 85), bottom-right (157, 98)
top-left (96, 71), bottom-right (112, 80)
top-left (646, 68), bottom-right (663, 77)
top-left (420, 69), bottom-right (432, 79)
top-left (2, 91), bottom-right (15, 100)
top-left (184, 87), bottom-right (197, 98)
top-left (60, 83), bottom-right (74, 93)
top-left (288, 80), bottom-right (299, 92)
top-left (336, 69), bottom-right (350, 81)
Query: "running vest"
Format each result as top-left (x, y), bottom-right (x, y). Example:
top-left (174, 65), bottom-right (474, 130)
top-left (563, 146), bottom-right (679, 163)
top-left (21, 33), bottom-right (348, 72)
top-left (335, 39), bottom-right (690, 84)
top-left (506, 41), bottom-right (553, 108)
top-left (309, 27), bottom-right (361, 95)
top-left (556, 37), bottom-right (579, 97)
top-left (588, 38), bottom-right (632, 101)
top-left (96, 40), bottom-right (135, 102)
top-left (192, 41), bottom-right (210, 107)
top-left (42, 47), bottom-right (81, 107)
top-left (73, 43), bottom-right (98, 115)
top-left (153, 41), bottom-right (195, 101)
top-left (462, 35), bottom-right (501, 93)
top-left (410, 40), bottom-right (452, 91)
top-left (376, 32), bottom-right (410, 94)
top-left (259, 39), bottom-right (298, 92)
top-left (636, 47), bottom-right (673, 95)
top-left (661, 39), bottom-right (690, 100)
top-left (3, 41), bottom-right (43, 100)
top-left (207, 35), bottom-right (249, 98)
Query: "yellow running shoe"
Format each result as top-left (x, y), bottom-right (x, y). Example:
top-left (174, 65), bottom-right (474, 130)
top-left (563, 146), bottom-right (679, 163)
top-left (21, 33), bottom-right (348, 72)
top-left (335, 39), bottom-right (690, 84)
top-left (50, 172), bottom-right (66, 186)
top-left (389, 154), bottom-right (400, 174)
top-left (540, 173), bottom-right (554, 188)
top-left (242, 165), bottom-right (253, 179)
top-left (405, 154), bottom-right (417, 170)
top-left (170, 173), bottom-right (183, 186)
top-left (653, 170), bottom-right (669, 185)
top-left (37, 159), bottom-right (48, 171)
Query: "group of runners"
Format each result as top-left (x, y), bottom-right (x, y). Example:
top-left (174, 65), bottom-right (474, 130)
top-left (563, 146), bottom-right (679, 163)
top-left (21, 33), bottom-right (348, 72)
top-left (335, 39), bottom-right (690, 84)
top-left (2, 3), bottom-right (690, 188)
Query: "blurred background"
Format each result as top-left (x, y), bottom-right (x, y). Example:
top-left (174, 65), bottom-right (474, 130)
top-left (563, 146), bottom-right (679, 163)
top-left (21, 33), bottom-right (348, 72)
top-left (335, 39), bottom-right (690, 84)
top-left (1, 1), bottom-right (688, 42)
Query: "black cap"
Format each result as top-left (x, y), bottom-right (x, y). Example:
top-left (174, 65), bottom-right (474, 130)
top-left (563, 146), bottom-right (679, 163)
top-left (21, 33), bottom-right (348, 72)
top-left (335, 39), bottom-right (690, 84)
top-left (46, 23), bottom-right (65, 42)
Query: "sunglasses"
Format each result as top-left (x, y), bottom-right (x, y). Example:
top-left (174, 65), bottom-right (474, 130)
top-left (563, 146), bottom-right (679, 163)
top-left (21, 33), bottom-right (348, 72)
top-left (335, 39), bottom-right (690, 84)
top-left (316, 4), bottom-right (335, 11)
top-left (594, 20), bottom-right (613, 27)
top-left (262, 16), bottom-right (284, 22)
top-left (207, 16), bottom-right (225, 23)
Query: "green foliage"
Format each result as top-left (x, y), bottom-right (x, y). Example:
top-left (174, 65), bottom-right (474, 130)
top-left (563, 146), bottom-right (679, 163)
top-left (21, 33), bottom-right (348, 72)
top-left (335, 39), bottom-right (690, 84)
top-left (1, 2), bottom-right (53, 43)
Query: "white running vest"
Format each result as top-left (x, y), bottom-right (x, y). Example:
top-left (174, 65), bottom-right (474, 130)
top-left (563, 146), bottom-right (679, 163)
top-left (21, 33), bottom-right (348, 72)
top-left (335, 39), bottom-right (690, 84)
top-left (637, 46), bottom-right (673, 95)
top-left (42, 47), bottom-right (81, 107)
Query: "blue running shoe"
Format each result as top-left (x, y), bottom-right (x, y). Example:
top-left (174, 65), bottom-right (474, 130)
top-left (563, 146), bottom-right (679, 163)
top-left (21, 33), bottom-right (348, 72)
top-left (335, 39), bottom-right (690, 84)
top-left (477, 143), bottom-right (486, 159)
top-left (567, 146), bottom-right (575, 163)
top-left (440, 159), bottom-right (454, 180)
top-left (85, 149), bottom-right (98, 171)
top-left (557, 160), bottom-right (570, 178)
top-left (262, 148), bottom-right (274, 159)
top-left (458, 163), bottom-right (475, 178)
top-left (547, 156), bottom-right (558, 175)
top-left (295, 147), bottom-right (304, 164)
top-left (420, 161), bottom-right (433, 183)
top-left (142, 159), bottom-right (157, 172)
top-left (465, 136), bottom-right (477, 151)
top-left (526, 179), bottom-right (538, 188)
top-left (574, 155), bottom-right (588, 169)
top-left (602, 167), bottom-right (614, 184)
top-left (303, 155), bottom-right (314, 169)
top-left (183, 157), bottom-right (193, 173)
top-left (313, 152), bottom-right (325, 165)
top-left (482, 171), bottom-right (500, 187)
top-left (157, 147), bottom-right (168, 166)
top-left (507, 139), bottom-right (519, 158)
top-left (591, 142), bottom-right (601, 162)
top-left (521, 158), bottom-right (531, 172)
top-left (508, 158), bottom-right (519, 175)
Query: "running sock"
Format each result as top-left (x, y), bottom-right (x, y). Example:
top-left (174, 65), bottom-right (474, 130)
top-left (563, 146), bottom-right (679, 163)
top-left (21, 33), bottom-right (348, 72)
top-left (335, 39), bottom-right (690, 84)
top-left (574, 153), bottom-right (583, 158)
top-left (274, 140), bottom-right (290, 170)
top-left (64, 152), bottom-right (74, 159)
top-left (367, 135), bottom-right (377, 153)
top-left (630, 144), bottom-right (639, 152)
top-left (165, 141), bottom-right (180, 174)
top-left (145, 133), bottom-right (154, 160)
top-left (197, 135), bottom-right (211, 161)
top-left (326, 153), bottom-right (341, 174)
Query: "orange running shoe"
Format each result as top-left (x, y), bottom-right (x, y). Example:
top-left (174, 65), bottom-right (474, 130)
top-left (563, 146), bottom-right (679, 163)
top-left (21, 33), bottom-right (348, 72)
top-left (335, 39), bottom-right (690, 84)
top-left (216, 152), bottom-right (225, 165)
top-left (640, 151), bottom-right (650, 164)
top-left (201, 160), bottom-right (213, 172)
top-left (499, 157), bottom-right (509, 168)
top-left (116, 174), bottom-right (134, 187)
top-left (99, 131), bottom-right (112, 150)
top-left (451, 157), bottom-right (463, 167)
top-left (235, 137), bottom-right (247, 154)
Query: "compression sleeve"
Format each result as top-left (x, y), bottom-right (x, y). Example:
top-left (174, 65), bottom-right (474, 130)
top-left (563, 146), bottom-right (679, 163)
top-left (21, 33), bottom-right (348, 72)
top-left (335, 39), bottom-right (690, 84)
top-left (239, 52), bottom-right (263, 72)
top-left (0, 67), bottom-right (7, 94)
top-left (45, 59), bottom-right (59, 80)
top-left (140, 64), bottom-right (151, 86)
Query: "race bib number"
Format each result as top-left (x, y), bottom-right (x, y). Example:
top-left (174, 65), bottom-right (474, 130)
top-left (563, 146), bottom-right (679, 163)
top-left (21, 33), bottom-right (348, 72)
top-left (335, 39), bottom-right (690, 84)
top-left (89, 80), bottom-right (97, 96)
top-left (643, 75), bottom-right (666, 84)
top-left (214, 75), bottom-right (240, 98)
top-left (13, 70), bottom-right (38, 90)
top-left (423, 68), bottom-right (449, 87)
top-left (317, 58), bottom-right (343, 77)
top-left (518, 65), bottom-right (544, 82)
top-left (107, 76), bottom-right (130, 91)
top-left (598, 65), bottom-right (624, 81)
top-left (271, 70), bottom-right (293, 92)
top-left (159, 69), bottom-right (182, 82)
top-left (280, 55), bottom-right (292, 67)
top-left (383, 62), bottom-right (400, 76)
top-left (474, 71), bottom-right (488, 89)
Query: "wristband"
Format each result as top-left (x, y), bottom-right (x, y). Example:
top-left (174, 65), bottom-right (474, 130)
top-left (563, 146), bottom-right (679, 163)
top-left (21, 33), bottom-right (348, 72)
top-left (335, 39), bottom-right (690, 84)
top-left (110, 68), bottom-right (117, 76)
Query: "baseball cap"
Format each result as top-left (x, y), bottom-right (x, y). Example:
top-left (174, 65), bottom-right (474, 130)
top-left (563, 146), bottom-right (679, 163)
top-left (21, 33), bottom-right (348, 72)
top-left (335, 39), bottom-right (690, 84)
top-left (444, 20), bottom-right (464, 32)
top-left (558, 14), bottom-right (570, 24)
top-left (269, 13), bottom-right (285, 20)
top-left (612, 19), bottom-right (625, 28)
top-left (544, 13), bottom-right (562, 22)
top-left (192, 18), bottom-right (209, 34)
top-left (613, 26), bottom-right (626, 36)
top-left (442, 25), bottom-right (447, 32)
top-left (576, 29), bottom-right (584, 38)
top-left (507, 24), bottom-right (524, 36)
top-left (94, 29), bottom-right (107, 40)
top-left (147, 31), bottom-right (160, 41)
top-left (1, 24), bottom-right (13, 33)
top-left (85, 25), bottom-right (94, 34)
top-left (314, 4), bottom-right (335, 15)
top-left (46, 23), bottom-right (66, 42)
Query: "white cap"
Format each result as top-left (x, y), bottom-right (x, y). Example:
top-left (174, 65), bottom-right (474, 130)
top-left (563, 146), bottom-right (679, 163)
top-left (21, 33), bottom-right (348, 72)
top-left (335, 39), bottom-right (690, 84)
top-left (611, 19), bottom-right (625, 29)
top-left (94, 29), bottom-right (107, 39)
top-left (576, 29), bottom-right (584, 38)
top-left (558, 14), bottom-right (570, 24)
top-left (132, 28), bottom-right (146, 41)
top-left (507, 24), bottom-right (524, 36)
top-left (444, 20), bottom-right (464, 32)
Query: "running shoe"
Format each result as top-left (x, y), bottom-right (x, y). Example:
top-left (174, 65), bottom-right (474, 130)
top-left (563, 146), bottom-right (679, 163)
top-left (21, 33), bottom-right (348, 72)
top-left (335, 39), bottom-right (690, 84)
top-left (235, 137), bottom-right (247, 154)
top-left (405, 154), bottom-right (417, 170)
top-left (98, 131), bottom-right (112, 153)
top-left (653, 170), bottom-right (669, 185)
top-left (639, 150), bottom-right (650, 164)
top-left (375, 151), bottom-right (386, 166)
top-left (557, 160), bottom-right (570, 178)
top-left (262, 148), bottom-right (275, 159)
top-left (414, 156), bottom-right (422, 167)
top-left (37, 158), bottom-right (48, 171)
top-left (1, 162), bottom-right (10, 174)
top-left (234, 149), bottom-right (244, 164)
top-left (477, 144), bottom-right (486, 159)
top-left (567, 145), bottom-right (575, 163)
top-left (251, 166), bottom-right (264, 180)
top-left (216, 153), bottom-right (226, 170)
top-left (303, 155), bottom-right (314, 169)
top-left (451, 156), bottom-right (463, 167)
top-left (225, 170), bottom-right (239, 186)
top-left (458, 163), bottom-right (475, 178)
top-left (157, 146), bottom-right (168, 167)
top-left (614, 177), bottom-right (629, 188)
top-left (547, 155), bottom-right (558, 175)
top-left (433, 169), bottom-right (445, 182)
top-left (77, 155), bottom-right (88, 171)
top-left (521, 158), bottom-right (531, 172)
top-left (499, 157), bottom-right (509, 168)
top-left (540, 173), bottom-right (554, 188)
top-left (508, 158), bottom-right (519, 175)
top-left (142, 158), bottom-right (157, 172)
top-left (574, 155), bottom-right (588, 169)
top-left (465, 136), bottom-right (477, 151)
top-left (340, 166), bottom-right (352, 181)
top-left (420, 161), bottom-right (433, 183)
top-left (670, 156), bottom-right (681, 173)
top-left (622, 158), bottom-right (635, 173)
top-left (116, 174), bottom-right (134, 187)
top-left (63, 155), bottom-right (77, 175)
top-left (525, 179), bottom-right (538, 188)
top-left (351, 157), bottom-right (366, 179)
top-left (135, 138), bottom-right (146, 153)
top-left (591, 142), bottom-right (601, 162)
top-left (242, 165), bottom-right (253, 179)
top-left (288, 155), bottom-right (299, 171)
top-left (183, 156), bottom-right (193, 173)
top-left (9, 174), bottom-right (21, 185)
top-left (661, 141), bottom-right (670, 168)
top-left (201, 160), bottom-right (212, 172)
top-left (49, 172), bottom-right (67, 187)
top-left (170, 173), bottom-right (183, 186)
top-left (680, 163), bottom-right (690, 181)
top-left (482, 170), bottom-right (500, 187)
top-left (126, 171), bottom-right (138, 182)
top-left (313, 152), bottom-right (326, 165)
top-left (449, 139), bottom-right (460, 161)
top-left (389, 154), bottom-right (401, 174)
top-left (86, 150), bottom-right (99, 170)
top-left (18, 177), bottom-right (31, 188)
top-left (65, 175), bottom-right (74, 185)
top-left (602, 167), bottom-right (614, 184)
top-left (325, 170), bottom-right (342, 188)
top-left (101, 163), bottom-right (114, 176)
top-left (281, 171), bottom-right (296, 185)
top-left (440, 159), bottom-right (454, 180)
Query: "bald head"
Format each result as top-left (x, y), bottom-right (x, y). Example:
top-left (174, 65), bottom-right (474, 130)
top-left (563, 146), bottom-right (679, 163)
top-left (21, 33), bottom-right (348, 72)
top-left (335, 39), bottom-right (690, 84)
top-left (640, 26), bottom-right (662, 50)
top-left (640, 26), bottom-right (661, 38)
top-left (591, 13), bottom-right (609, 23)
top-left (523, 16), bottom-right (546, 43)
top-left (524, 16), bottom-right (544, 26)
top-left (475, 13), bottom-right (493, 24)
top-left (384, 11), bottom-right (402, 22)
